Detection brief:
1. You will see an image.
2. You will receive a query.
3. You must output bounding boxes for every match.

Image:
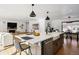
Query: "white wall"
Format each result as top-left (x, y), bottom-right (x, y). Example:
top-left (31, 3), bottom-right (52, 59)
top-left (0, 18), bottom-right (27, 32)
top-left (0, 20), bottom-right (3, 32)
top-left (17, 21), bottom-right (26, 32)
top-left (50, 20), bottom-right (62, 31)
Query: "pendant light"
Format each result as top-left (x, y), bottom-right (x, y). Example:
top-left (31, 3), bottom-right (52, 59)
top-left (68, 16), bottom-right (71, 19)
top-left (30, 4), bottom-right (36, 17)
top-left (45, 11), bottom-right (50, 20)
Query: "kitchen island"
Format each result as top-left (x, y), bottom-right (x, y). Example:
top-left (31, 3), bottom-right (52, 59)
top-left (41, 32), bottom-right (64, 55)
top-left (15, 32), bottom-right (64, 55)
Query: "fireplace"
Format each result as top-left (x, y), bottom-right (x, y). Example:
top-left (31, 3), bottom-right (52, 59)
top-left (7, 22), bottom-right (17, 33)
top-left (8, 29), bottom-right (16, 33)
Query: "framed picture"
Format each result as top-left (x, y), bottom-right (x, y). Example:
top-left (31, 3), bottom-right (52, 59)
top-left (32, 24), bottom-right (39, 30)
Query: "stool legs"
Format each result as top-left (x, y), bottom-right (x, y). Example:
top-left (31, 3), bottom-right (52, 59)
top-left (29, 47), bottom-right (32, 55)
top-left (77, 33), bottom-right (78, 43)
top-left (70, 36), bottom-right (72, 41)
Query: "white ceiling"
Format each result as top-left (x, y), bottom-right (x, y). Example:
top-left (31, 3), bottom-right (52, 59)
top-left (0, 4), bottom-right (79, 20)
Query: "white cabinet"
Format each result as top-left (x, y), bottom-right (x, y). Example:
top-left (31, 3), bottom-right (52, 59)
top-left (0, 33), bottom-right (13, 46)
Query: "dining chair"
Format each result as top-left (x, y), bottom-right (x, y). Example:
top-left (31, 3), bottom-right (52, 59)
top-left (14, 37), bottom-right (32, 55)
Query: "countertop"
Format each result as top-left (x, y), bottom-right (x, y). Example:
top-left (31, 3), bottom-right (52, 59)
top-left (15, 32), bottom-right (63, 44)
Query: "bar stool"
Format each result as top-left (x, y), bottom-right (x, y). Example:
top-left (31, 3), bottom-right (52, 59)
top-left (66, 32), bottom-right (72, 41)
top-left (14, 37), bottom-right (32, 55)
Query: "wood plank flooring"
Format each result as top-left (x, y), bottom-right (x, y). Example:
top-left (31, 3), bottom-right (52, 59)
top-left (0, 38), bottom-right (79, 55)
top-left (56, 38), bottom-right (79, 55)
top-left (0, 44), bottom-right (41, 55)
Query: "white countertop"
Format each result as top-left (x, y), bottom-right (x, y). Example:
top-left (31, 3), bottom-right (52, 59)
top-left (15, 32), bottom-right (63, 44)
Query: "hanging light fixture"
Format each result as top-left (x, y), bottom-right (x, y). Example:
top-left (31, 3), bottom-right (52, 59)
top-left (30, 4), bottom-right (36, 17)
top-left (45, 11), bottom-right (50, 20)
top-left (68, 16), bottom-right (71, 19)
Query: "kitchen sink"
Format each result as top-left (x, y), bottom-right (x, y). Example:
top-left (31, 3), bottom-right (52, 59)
top-left (21, 36), bottom-right (33, 40)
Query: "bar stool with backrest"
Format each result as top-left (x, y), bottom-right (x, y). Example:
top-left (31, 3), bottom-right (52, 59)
top-left (14, 37), bottom-right (32, 55)
top-left (66, 29), bottom-right (72, 41)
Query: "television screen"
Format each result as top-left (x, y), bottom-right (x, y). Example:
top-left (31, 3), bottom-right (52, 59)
top-left (7, 22), bottom-right (17, 29)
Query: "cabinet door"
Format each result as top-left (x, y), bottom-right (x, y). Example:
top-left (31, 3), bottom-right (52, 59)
top-left (3, 34), bottom-right (13, 46)
top-left (53, 39), bottom-right (59, 54)
top-left (41, 38), bottom-right (53, 55)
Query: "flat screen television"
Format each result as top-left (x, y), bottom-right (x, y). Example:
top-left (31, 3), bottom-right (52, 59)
top-left (7, 22), bottom-right (17, 29)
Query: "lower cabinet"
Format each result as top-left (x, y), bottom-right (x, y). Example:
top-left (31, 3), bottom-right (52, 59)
top-left (41, 34), bottom-right (64, 55)
top-left (41, 38), bottom-right (53, 55)
top-left (0, 33), bottom-right (13, 47)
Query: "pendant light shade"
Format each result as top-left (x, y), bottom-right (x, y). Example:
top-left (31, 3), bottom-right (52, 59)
top-left (45, 11), bottom-right (50, 20)
top-left (68, 16), bottom-right (71, 18)
top-left (30, 11), bottom-right (36, 17)
top-left (46, 16), bottom-right (50, 20)
top-left (30, 4), bottom-right (36, 17)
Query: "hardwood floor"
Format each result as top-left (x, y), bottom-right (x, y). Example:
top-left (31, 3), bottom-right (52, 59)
top-left (1, 38), bottom-right (79, 55)
top-left (0, 44), bottom-right (41, 55)
top-left (56, 38), bottom-right (79, 55)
